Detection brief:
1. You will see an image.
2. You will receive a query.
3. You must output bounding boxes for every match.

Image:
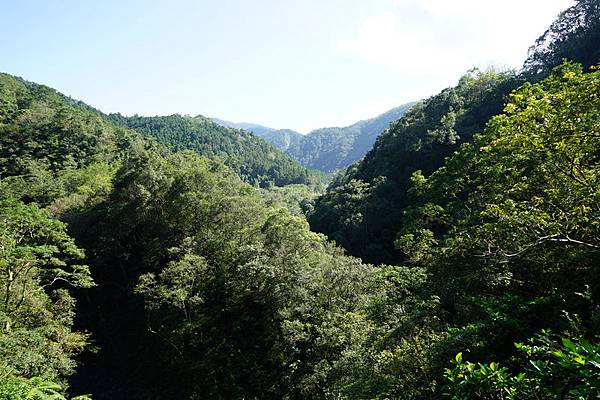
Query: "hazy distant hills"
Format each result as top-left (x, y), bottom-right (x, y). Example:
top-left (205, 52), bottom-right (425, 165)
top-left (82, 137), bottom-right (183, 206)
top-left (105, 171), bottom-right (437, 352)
top-left (211, 102), bottom-right (414, 172)
top-left (211, 118), bottom-right (304, 153)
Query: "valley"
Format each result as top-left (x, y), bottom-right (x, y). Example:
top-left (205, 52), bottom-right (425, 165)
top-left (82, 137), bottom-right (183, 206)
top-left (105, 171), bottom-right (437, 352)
top-left (0, 1), bottom-right (599, 399)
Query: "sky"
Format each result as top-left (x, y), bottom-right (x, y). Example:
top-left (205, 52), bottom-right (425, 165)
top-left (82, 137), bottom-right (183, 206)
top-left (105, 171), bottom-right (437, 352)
top-left (1, 0), bottom-right (574, 133)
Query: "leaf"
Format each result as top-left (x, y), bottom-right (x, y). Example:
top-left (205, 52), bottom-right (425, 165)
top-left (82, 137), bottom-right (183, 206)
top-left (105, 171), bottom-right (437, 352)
top-left (572, 356), bottom-right (585, 365)
top-left (562, 338), bottom-right (577, 352)
top-left (529, 360), bottom-right (543, 372)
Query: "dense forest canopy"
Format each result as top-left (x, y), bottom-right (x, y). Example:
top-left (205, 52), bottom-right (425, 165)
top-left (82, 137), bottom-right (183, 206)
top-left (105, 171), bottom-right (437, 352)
top-left (0, 74), bottom-right (127, 178)
top-left (308, 0), bottom-right (600, 266)
top-left (308, 68), bottom-right (519, 264)
top-left (0, 1), bottom-right (599, 399)
top-left (210, 118), bottom-right (305, 153)
top-left (398, 61), bottom-right (600, 400)
top-left (108, 113), bottom-right (320, 188)
top-left (523, 0), bottom-right (600, 76)
top-left (69, 148), bottom-right (375, 398)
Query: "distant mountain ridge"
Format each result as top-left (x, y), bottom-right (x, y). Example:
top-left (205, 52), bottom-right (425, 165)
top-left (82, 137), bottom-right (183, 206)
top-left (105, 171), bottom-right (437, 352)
top-left (211, 118), bottom-right (305, 153)
top-left (209, 118), bottom-right (290, 137)
top-left (211, 102), bottom-right (414, 172)
top-left (107, 113), bottom-right (318, 188)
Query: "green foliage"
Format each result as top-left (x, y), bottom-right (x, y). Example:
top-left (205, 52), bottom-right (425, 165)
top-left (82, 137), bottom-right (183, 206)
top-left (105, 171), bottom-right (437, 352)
top-left (324, 265), bottom-right (448, 400)
top-left (309, 68), bottom-right (518, 264)
top-left (445, 334), bottom-right (600, 399)
top-left (260, 183), bottom-right (323, 216)
top-left (445, 352), bottom-right (524, 400)
top-left (524, 0), bottom-right (600, 76)
top-left (0, 376), bottom-right (91, 400)
top-left (0, 198), bottom-right (92, 384)
top-left (70, 147), bottom-right (373, 398)
top-left (109, 113), bottom-right (318, 187)
top-left (398, 61), bottom-right (599, 304)
top-left (0, 74), bottom-right (127, 177)
top-left (392, 61), bottom-right (600, 396)
top-left (0, 73), bottom-right (134, 206)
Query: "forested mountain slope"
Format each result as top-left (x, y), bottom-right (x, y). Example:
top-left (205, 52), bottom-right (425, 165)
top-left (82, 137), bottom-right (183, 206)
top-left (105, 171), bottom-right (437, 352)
top-left (210, 118), bottom-right (305, 155)
top-left (0, 72), bottom-right (316, 190)
top-left (309, 69), bottom-right (519, 264)
top-left (396, 62), bottom-right (600, 400)
top-left (213, 102), bottom-right (414, 172)
top-left (109, 114), bottom-right (317, 187)
top-left (523, 0), bottom-right (600, 76)
top-left (287, 103), bottom-right (414, 172)
top-left (210, 118), bottom-right (305, 149)
top-left (0, 74), bottom-right (123, 176)
top-left (0, 73), bottom-right (136, 205)
top-left (308, 0), bottom-right (600, 265)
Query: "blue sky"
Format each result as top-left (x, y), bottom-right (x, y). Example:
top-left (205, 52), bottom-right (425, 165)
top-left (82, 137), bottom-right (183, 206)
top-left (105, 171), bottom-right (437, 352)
top-left (1, 0), bottom-right (573, 132)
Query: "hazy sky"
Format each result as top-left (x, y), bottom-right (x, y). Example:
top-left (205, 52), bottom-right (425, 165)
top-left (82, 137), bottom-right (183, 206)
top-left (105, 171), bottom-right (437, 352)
top-left (1, 0), bottom-right (573, 132)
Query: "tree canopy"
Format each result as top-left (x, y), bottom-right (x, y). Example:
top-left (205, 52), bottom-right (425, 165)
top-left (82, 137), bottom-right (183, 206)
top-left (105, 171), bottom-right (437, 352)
top-left (523, 0), bottom-right (600, 76)
top-left (109, 113), bottom-right (320, 188)
top-left (309, 68), bottom-right (519, 264)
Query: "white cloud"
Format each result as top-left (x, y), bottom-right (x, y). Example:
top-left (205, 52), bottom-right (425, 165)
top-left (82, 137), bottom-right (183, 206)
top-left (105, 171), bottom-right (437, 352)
top-left (339, 0), bottom-right (574, 75)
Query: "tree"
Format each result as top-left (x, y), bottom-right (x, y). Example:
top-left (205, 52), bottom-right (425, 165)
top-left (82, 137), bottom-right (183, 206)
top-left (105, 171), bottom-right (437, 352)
top-left (0, 197), bottom-right (93, 382)
top-left (397, 62), bottom-right (600, 378)
top-left (72, 148), bottom-right (373, 399)
top-left (524, 0), bottom-right (600, 76)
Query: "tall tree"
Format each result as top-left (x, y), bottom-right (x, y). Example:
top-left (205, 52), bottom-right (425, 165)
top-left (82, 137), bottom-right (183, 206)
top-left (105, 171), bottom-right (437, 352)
top-left (0, 197), bottom-right (93, 382)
